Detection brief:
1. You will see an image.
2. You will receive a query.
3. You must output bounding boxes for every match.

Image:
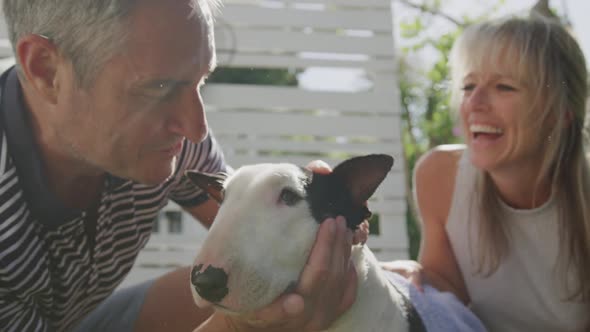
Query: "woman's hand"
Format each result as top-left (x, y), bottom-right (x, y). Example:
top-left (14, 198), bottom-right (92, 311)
top-left (380, 260), bottom-right (425, 292)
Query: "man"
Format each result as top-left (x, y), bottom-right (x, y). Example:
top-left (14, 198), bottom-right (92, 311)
top-left (0, 0), bottom-right (362, 331)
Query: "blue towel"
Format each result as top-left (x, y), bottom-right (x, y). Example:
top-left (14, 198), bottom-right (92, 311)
top-left (384, 271), bottom-right (487, 332)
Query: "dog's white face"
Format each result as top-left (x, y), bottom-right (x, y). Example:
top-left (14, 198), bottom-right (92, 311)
top-left (190, 163), bottom-right (319, 313)
top-left (187, 154), bottom-right (394, 315)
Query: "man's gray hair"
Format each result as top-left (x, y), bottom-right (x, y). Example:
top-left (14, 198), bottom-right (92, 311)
top-left (2, 0), bottom-right (220, 87)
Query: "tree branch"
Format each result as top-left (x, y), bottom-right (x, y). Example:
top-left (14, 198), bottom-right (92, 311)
top-left (395, 0), bottom-right (466, 27)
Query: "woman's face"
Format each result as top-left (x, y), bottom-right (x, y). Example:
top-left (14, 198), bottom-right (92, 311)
top-left (459, 67), bottom-right (547, 173)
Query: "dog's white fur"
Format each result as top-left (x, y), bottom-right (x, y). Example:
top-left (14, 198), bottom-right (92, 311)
top-left (190, 163), bottom-right (410, 331)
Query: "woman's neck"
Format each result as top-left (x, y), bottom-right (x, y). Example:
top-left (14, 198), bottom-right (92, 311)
top-left (488, 161), bottom-right (552, 210)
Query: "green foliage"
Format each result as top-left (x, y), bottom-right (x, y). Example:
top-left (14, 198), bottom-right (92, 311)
top-left (406, 201), bottom-right (421, 260)
top-left (368, 213), bottom-right (381, 236)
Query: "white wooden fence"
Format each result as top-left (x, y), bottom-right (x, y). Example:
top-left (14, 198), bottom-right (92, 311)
top-left (0, 0), bottom-right (408, 289)
top-left (123, 0), bottom-right (406, 288)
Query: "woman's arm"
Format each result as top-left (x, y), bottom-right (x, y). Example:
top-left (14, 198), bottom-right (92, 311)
top-left (413, 146), bottom-right (470, 304)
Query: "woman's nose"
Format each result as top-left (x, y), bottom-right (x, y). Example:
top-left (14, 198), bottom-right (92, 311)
top-left (466, 86), bottom-right (490, 111)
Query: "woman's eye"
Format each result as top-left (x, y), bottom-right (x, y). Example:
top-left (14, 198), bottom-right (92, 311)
top-left (497, 84), bottom-right (516, 91)
top-left (462, 83), bottom-right (475, 91)
top-left (279, 188), bottom-right (302, 206)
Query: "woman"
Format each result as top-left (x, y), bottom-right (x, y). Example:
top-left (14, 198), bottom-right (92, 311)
top-left (386, 17), bottom-right (590, 331)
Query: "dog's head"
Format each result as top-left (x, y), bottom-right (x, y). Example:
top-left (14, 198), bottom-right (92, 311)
top-left (186, 154), bottom-right (393, 314)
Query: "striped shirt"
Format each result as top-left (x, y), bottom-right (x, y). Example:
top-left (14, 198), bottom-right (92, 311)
top-left (0, 68), bottom-right (228, 331)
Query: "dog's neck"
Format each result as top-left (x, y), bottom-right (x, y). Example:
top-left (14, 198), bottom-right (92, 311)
top-left (322, 246), bottom-right (410, 332)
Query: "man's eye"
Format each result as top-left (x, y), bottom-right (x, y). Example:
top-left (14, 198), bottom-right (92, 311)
top-left (279, 188), bottom-right (302, 206)
top-left (146, 82), bottom-right (176, 99)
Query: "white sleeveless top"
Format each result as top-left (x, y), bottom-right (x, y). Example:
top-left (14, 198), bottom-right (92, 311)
top-left (445, 150), bottom-right (588, 332)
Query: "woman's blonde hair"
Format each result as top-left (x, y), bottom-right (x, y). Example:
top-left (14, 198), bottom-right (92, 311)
top-left (449, 17), bottom-right (590, 301)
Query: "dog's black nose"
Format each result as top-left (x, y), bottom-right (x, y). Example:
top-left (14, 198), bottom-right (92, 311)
top-left (191, 264), bottom-right (229, 303)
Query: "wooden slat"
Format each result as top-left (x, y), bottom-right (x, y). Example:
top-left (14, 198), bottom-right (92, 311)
top-left (285, 0), bottom-right (392, 8)
top-left (216, 52), bottom-right (395, 71)
top-left (218, 5), bottom-right (392, 31)
top-left (369, 217), bottom-right (409, 247)
top-left (215, 29), bottom-right (395, 57)
top-left (221, 155), bottom-right (404, 174)
top-left (207, 111), bottom-right (399, 137)
top-left (368, 199), bottom-right (406, 216)
top-left (0, 56), bottom-right (14, 72)
top-left (223, 154), bottom-right (404, 172)
top-left (372, 248), bottom-right (408, 261)
top-left (223, 0), bottom-right (391, 10)
top-left (0, 39), bottom-right (12, 58)
top-left (203, 84), bottom-right (399, 113)
top-left (0, 22), bottom-right (8, 39)
top-left (215, 137), bottom-right (402, 155)
top-left (371, 235), bottom-right (408, 251)
top-left (222, 157), bottom-right (406, 197)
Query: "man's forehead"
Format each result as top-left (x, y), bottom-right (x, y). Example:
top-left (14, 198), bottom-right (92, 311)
top-left (121, 0), bottom-right (215, 83)
top-left (128, 0), bottom-right (212, 46)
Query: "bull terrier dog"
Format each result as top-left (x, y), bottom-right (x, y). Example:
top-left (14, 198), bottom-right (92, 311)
top-left (186, 154), bottom-right (429, 331)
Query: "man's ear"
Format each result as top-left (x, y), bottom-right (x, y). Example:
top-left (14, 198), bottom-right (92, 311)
top-left (16, 34), bottom-right (62, 105)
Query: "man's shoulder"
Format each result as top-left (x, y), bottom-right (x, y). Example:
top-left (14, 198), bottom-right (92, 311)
top-left (0, 130), bottom-right (16, 177)
top-left (177, 133), bottom-right (228, 173)
top-left (0, 144), bottom-right (33, 267)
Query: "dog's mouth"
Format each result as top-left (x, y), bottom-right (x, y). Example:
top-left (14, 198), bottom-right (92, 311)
top-left (212, 302), bottom-right (236, 313)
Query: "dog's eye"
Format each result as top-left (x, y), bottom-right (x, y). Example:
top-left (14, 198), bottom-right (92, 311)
top-left (279, 188), bottom-right (302, 206)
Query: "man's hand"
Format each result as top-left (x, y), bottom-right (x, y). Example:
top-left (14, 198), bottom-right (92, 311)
top-left (198, 218), bottom-right (356, 332)
top-left (235, 217), bottom-right (357, 331)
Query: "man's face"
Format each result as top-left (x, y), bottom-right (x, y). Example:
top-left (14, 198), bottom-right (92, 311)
top-left (53, 0), bottom-right (215, 184)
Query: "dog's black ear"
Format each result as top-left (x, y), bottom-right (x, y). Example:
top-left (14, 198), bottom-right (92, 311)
top-left (185, 171), bottom-right (229, 204)
top-left (332, 154), bottom-right (394, 206)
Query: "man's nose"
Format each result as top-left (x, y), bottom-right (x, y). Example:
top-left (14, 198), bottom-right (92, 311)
top-left (191, 264), bottom-right (229, 303)
top-left (167, 89), bottom-right (208, 143)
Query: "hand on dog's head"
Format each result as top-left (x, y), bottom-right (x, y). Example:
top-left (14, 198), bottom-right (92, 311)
top-left (185, 154), bottom-right (393, 314)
